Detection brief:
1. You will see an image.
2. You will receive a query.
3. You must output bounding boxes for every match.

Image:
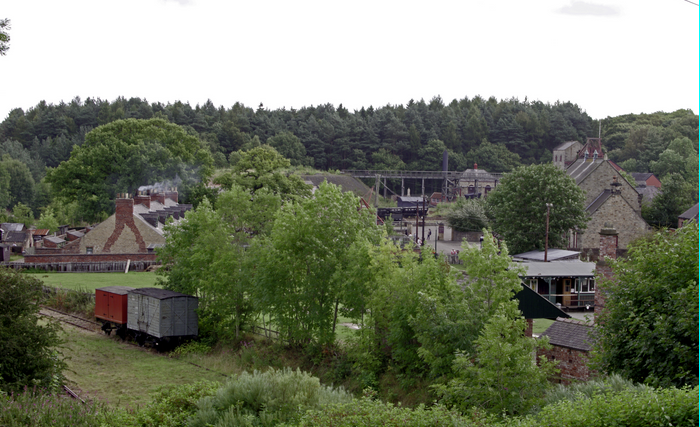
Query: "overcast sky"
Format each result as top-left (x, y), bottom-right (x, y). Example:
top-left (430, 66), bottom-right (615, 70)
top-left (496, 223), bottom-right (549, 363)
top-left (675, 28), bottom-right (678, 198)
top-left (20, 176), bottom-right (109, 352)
top-left (2, 0), bottom-right (698, 122)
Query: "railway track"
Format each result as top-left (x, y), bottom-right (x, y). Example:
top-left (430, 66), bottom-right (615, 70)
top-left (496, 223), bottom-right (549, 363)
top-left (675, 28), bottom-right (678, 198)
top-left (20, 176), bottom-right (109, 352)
top-left (39, 305), bottom-right (230, 380)
top-left (38, 306), bottom-right (101, 332)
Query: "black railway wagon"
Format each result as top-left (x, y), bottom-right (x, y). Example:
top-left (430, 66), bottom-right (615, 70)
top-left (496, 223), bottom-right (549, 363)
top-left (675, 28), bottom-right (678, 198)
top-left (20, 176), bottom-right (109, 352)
top-left (126, 288), bottom-right (198, 346)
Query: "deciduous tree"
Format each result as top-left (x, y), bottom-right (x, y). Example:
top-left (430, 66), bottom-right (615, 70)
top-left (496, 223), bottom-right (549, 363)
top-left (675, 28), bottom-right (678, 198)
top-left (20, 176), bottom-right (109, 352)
top-left (592, 225), bottom-right (699, 388)
top-left (486, 163), bottom-right (588, 254)
top-left (45, 118), bottom-right (213, 222)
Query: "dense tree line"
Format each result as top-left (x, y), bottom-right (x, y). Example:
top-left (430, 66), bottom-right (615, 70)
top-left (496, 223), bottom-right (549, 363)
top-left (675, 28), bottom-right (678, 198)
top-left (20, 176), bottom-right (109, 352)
top-left (0, 96), bottom-right (696, 224)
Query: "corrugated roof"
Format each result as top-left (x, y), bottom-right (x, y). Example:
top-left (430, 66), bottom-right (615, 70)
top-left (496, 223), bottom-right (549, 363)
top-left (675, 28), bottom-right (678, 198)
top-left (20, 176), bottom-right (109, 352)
top-left (521, 261), bottom-right (595, 277)
top-left (44, 236), bottom-right (65, 244)
top-left (1, 223), bottom-right (25, 233)
top-left (512, 249), bottom-right (581, 262)
top-left (33, 229), bottom-right (51, 236)
top-left (540, 317), bottom-right (594, 351)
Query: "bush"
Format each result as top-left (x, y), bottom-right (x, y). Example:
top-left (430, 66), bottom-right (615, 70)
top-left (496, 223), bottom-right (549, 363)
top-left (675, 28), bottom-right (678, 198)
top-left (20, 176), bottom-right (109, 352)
top-left (44, 287), bottom-right (94, 317)
top-left (298, 397), bottom-right (481, 427)
top-left (501, 385), bottom-right (699, 427)
top-left (189, 368), bottom-right (351, 427)
top-left (537, 374), bottom-right (651, 412)
top-left (0, 268), bottom-right (66, 393)
top-left (445, 198), bottom-right (489, 232)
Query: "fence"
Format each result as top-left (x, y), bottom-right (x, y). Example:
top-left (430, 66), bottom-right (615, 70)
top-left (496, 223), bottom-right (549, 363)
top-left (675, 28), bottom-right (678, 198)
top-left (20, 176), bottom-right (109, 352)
top-left (10, 260), bottom-right (160, 272)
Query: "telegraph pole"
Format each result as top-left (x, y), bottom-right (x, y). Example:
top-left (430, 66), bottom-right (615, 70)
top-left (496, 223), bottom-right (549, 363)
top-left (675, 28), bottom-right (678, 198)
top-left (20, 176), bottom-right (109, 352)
top-left (545, 203), bottom-right (553, 262)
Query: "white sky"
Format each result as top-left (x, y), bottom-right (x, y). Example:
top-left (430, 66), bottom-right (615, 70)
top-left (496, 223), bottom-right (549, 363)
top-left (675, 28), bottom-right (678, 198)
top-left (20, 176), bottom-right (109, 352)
top-left (1, 0), bottom-right (698, 121)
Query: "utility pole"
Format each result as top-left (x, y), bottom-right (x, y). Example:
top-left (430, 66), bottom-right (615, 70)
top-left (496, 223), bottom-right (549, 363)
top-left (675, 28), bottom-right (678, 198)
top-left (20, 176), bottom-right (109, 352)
top-left (545, 203), bottom-right (553, 262)
top-left (421, 196), bottom-right (426, 245)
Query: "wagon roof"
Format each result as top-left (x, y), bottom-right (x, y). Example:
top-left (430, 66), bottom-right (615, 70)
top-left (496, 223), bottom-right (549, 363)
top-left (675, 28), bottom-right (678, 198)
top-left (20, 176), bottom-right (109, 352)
top-left (128, 287), bottom-right (195, 300)
top-left (96, 286), bottom-right (135, 295)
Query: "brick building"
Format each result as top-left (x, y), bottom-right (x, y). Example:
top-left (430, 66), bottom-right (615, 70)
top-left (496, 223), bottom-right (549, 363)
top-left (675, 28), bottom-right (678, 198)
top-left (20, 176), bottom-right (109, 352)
top-left (24, 190), bottom-right (191, 268)
top-left (537, 317), bottom-right (594, 384)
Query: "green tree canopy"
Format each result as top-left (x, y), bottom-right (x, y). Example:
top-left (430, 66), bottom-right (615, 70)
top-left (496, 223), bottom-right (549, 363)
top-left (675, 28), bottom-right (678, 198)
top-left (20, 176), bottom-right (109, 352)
top-left (486, 163), bottom-right (588, 255)
top-left (256, 181), bottom-right (381, 348)
top-left (592, 225), bottom-right (699, 387)
top-left (445, 198), bottom-right (489, 232)
top-left (45, 118), bottom-right (214, 222)
top-left (214, 145), bottom-right (310, 199)
top-left (0, 18), bottom-right (9, 56)
top-left (0, 268), bottom-right (66, 393)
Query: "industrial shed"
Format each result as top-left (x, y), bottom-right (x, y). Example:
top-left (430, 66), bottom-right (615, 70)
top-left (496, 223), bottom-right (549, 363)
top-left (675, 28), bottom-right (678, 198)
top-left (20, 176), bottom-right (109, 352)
top-left (127, 288), bottom-right (198, 339)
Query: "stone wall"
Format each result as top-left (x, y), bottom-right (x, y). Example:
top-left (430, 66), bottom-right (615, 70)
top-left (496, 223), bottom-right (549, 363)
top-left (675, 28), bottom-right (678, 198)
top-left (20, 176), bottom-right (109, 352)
top-left (578, 162), bottom-right (641, 212)
top-left (451, 230), bottom-right (483, 242)
top-left (577, 194), bottom-right (649, 250)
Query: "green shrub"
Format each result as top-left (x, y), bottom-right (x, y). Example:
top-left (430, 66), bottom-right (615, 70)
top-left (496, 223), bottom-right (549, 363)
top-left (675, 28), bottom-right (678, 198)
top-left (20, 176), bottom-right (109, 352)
top-left (537, 373), bottom-right (651, 412)
top-left (189, 368), bottom-right (351, 427)
top-left (44, 286), bottom-right (94, 317)
top-left (171, 341), bottom-right (212, 358)
top-left (298, 397), bottom-right (481, 427)
top-left (501, 385), bottom-right (699, 427)
top-left (122, 380), bottom-right (221, 427)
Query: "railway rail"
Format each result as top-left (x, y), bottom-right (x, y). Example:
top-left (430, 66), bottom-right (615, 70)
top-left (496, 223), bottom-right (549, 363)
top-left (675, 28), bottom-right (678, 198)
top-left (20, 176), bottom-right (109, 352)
top-left (39, 306), bottom-right (101, 332)
top-left (39, 304), bottom-right (230, 381)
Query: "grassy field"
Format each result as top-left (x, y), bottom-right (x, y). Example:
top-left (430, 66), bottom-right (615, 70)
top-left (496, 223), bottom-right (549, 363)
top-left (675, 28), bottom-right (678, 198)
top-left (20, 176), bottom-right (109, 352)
top-left (61, 327), bottom-right (227, 408)
top-left (27, 272), bottom-right (160, 291)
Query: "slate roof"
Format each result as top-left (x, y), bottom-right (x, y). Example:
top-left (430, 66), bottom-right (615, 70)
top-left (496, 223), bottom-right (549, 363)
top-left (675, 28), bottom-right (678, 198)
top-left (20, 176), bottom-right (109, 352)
top-left (553, 141), bottom-right (580, 151)
top-left (586, 189), bottom-right (613, 214)
top-left (540, 317), bottom-right (594, 351)
top-left (96, 286), bottom-right (135, 295)
top-left (678, 203), bottom-right (699, 221)
top-left (461, 168), bottom-right (497, 180)
top-left (566, 158), bottom-right (606, 184)
top-left (4, 231), bottom-right (27, 243)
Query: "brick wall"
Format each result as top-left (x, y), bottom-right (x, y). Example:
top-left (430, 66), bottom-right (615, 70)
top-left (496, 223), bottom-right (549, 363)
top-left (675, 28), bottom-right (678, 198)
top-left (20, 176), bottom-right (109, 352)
top-left (537, 346), bottom-right (593, 384)
top-left (24, 253), bottom-right (158, 263)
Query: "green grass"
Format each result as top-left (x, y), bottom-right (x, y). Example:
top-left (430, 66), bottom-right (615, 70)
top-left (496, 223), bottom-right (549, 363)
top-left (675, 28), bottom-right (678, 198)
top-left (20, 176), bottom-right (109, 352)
top-left (61, 328), bottom-right (225, 408)
top-left (27, 272), bottom-right (160, 291)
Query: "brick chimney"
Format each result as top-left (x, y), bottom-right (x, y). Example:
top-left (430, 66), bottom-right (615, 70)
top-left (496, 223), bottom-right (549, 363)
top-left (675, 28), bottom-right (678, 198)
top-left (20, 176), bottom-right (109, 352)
top-left (595, 223), bottom-right (618, 318)
top-left (115, 196), bottom-right (134, 227)
top-left (164, 188), bottom-right (178, 204)
top-left (474, 163), bottom-right (478, 170)
top-left (133, 191), bottom-right (151, 209)
top-left (150, 191), bottom-right (166, 206)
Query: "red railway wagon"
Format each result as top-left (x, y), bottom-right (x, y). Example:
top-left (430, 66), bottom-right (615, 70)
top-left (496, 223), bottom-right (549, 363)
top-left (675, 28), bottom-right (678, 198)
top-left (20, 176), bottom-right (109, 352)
top-left (95, 286), bottom-right (134, 334)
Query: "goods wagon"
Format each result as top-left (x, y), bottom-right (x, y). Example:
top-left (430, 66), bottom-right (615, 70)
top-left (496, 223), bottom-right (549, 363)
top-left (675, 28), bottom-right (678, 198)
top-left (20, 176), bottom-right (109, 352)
top-left (126, 287), bottom-right (198, 346)
top-left (95, 286), bottom-right (198, 348)
top-left (95, 286), bottom-right (135, 336)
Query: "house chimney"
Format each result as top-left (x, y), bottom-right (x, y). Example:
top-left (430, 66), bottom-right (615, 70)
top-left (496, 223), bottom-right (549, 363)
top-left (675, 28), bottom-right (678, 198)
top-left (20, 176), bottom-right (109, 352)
top-left (150, 191), bottom-right (166, 206)
top-left (115, 197), bottom-right (134, 226)
top-left (164, 189), bottom-right (178, 204)
top-left (474, 163), bottom-right (478, 170)
top-left (595, 223), bottom-right (618, 318)
top-left (134, 191), bottom-right (151, 209)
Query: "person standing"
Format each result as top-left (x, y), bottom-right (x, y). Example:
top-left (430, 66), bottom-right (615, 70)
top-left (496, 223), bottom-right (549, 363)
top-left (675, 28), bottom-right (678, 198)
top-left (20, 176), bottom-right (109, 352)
top-left (427, 229), bottom-right (432, 240)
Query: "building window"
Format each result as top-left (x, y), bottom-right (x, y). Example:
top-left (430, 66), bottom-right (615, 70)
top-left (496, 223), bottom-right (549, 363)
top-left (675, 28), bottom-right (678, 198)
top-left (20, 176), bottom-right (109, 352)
top-left (86, 247), bottom-right (93, 254)
top-left (580, 278), bottom-right (595, 293)
top-left (528, 279), bottom-right (537, 290)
